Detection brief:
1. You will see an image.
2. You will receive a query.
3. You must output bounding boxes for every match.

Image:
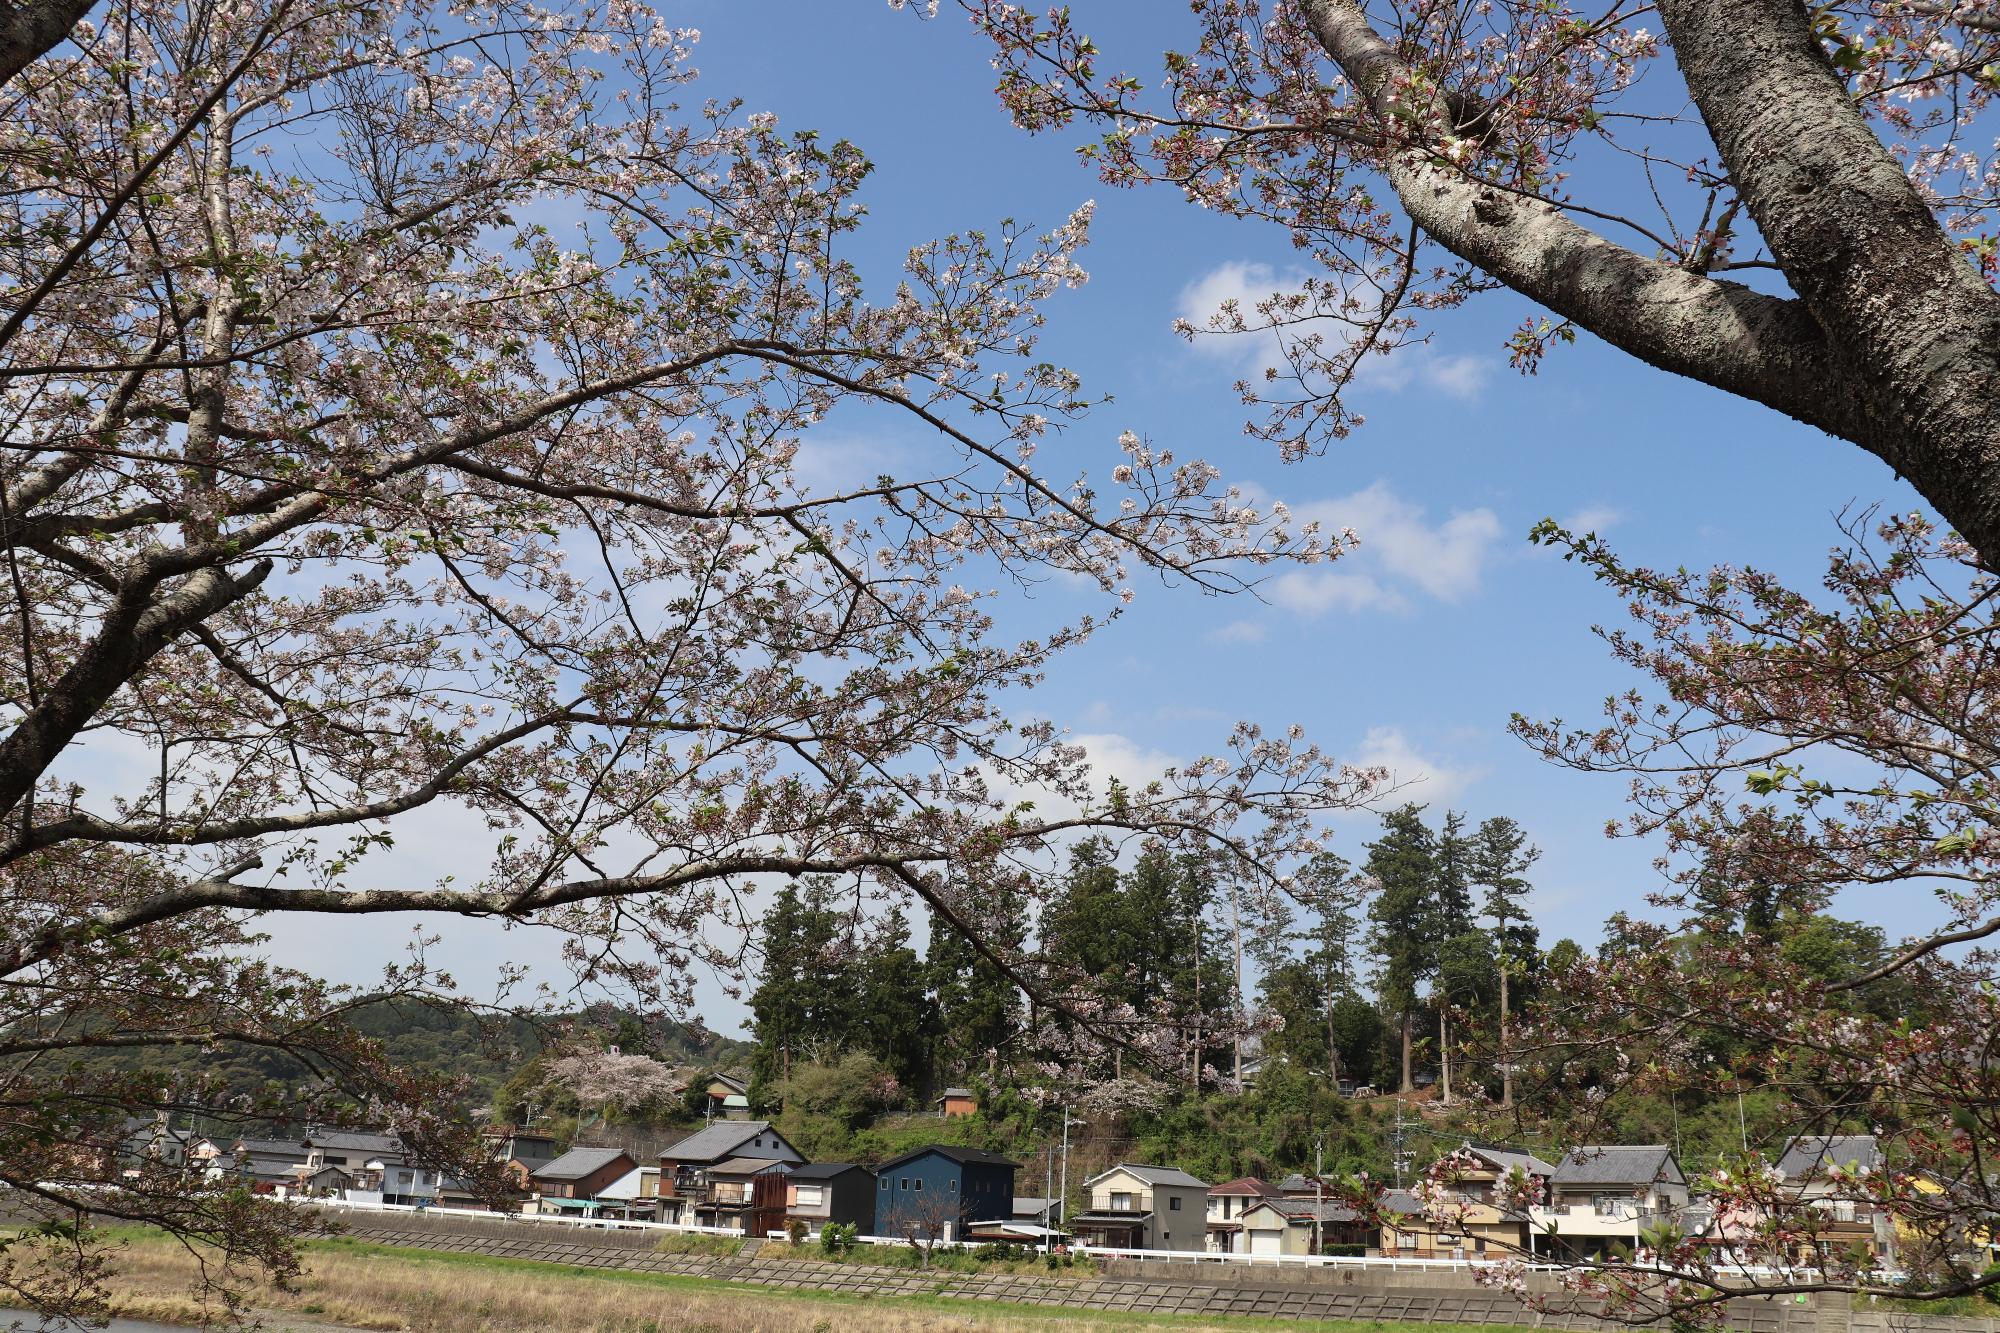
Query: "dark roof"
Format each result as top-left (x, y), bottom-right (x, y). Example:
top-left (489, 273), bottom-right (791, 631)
top-left (1276, 1173), bottom-right (1329, 1194)
top-left (532, 1147), bottom-right (633, 1181)
top-left (1071, 1209), bottom-right (1153, 1224)
top-left (304, 1130), bottom-right (402, 1153)
top-left (235, 1138), bottom-right (309, 1158)
top-left (1551, 1145), bottom-right (1681, 1187)
top-left (1262, 1198), bottom-right (1363, 1223)
top-left (935, 1087), bottom-right (975, 1100)
top-left (1209, 1176), bottom-right (1278, 1197)
top-left (1378, 1189), bottom-right (1425, 1214)
top-left (1776, 1135), bottom-right (1880, 1178)
top-left (658, 1120), bottom-right (788, 1164)
top-left (875, 1144), bottom-right (1019, 1173)
top-left (788, 1162), bottom-right (870, 1181)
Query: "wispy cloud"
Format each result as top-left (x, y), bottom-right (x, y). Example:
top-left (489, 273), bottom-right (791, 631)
top-left (1207, 618), bottom-right (1269, 644)
top-left (1266, 481), bottom-right (1503, 618)
top-left (1351, 726), bottom-right (1486, 808)
top-left (1176, 259), bottom-right (1494, 400)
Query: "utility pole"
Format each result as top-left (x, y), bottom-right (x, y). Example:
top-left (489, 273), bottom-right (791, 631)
top-left (1314, 1136), bottom-right (1325, 1257)
top-left (1058, 1107), bottom-right (1084, 1245)
top-left (1044, 1137), bottom-right (1055, 1254)
top-left (1439, 1004), bottom-right (1451, 1106)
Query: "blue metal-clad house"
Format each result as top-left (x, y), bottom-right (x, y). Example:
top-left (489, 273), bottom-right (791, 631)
top-left (871, 1144), bottom-right (1018, 1240)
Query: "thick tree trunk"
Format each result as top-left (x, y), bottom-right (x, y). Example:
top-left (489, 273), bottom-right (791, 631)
top-left (0, 0), bottom-right (92, 87)
top-left (1299, 0), bottom-right (2000, 569)
top-left (1656, 0), bottom-right (2000, 565)
top-left (1399, 1008), bottom-right (1413, 1094)
top-left (1498, 962), bottom-right (1512, 1109)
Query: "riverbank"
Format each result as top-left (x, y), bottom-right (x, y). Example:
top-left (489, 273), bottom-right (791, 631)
top-left (93, 1233), bottom-right (1505, 1332)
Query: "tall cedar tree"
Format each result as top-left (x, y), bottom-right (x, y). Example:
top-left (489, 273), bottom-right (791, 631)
top-left (924, 887), bottom-right (1025, 1087)
top-left (863, 907), bottom-right (931, 1097)
top-left (1471, 817), bottom-right (1539, 1107)
top-left (1363, 805), bottom-right (1441, 1094)
top-left (1298, 851), bottom-right (1365, 1083)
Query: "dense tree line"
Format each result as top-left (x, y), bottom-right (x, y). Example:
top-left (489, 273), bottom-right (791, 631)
top-left (745, 807), bottom-right (1564, 1111)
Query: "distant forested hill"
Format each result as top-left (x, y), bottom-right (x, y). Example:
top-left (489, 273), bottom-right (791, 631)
top-left (43, 999), bottom-right (749, 1127)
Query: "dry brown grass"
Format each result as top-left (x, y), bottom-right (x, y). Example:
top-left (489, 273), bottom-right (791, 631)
top-left (93, 1235), bottom-right (1249, 1332)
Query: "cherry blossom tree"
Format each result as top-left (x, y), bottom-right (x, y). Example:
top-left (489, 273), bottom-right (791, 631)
top-left (542, 1049), bottom-right (690, 1119)
top-left (1495, 513), bottom-right (2000, 1321)
top-left (0, 0), bottom-right (1384, 1317)
top-left (953, 1), bottom-right (2000, 568)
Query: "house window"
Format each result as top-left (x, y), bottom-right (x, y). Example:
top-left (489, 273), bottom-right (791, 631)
top-left (915, 1179), bottom-right (923, 1191)
top-left (900, 1178), bottom-right (909, 1190)
top-left (880, 1179), bottom-right (889, 1191)
top-left (1169, 1197), bottom-right (1181, 1211)
top-left (1110, 1192), bottom-right (1135, 1212)
top-left (949, 1180), bottom-right (958, 1192)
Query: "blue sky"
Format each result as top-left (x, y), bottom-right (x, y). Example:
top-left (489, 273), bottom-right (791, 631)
top-left (253, 2), bottom-right (1937, 1037)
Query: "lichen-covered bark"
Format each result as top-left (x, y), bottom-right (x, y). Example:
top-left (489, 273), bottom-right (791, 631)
top-left (1299, 0), bottom-right (2000, 567)
top-left (0, 0), bottom-right (91, 86)
top-left (1658, 0), bottom-right (2000, 561)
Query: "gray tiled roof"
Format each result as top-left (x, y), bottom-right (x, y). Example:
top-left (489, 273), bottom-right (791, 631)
top-left (1551, 1145), bottom-right (1681, 1187)
top-left (1096, 1162), bottom-right (1209, 1189)
top-left (532, 1147), bottom-right (632, 1181)
top-left (1265, 1198), bottom-right (1363, 1223)
top-left (788, 1162), bottom-right (868, 1181)
top-left (304, 1130), bottom-right (402, 1153)
top-left (658, 1120), bottom-right (781, 1164)
top-left (1466, 1145), bottom-right (1558, 1177)
top-left (1776, 1135), bottom-right (1880, 1178)
top-left (704, 1156), bottom-right (793, 1177)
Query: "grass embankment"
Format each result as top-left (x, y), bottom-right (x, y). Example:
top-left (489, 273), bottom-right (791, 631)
top-left (96, 1230), bottom-right (1505, 1333)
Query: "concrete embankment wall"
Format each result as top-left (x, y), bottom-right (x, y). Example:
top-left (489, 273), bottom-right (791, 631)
top-left (322, 1209), bottom-right (1853, 1329)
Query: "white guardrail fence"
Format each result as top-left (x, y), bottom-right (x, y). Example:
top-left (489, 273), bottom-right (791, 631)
top-left (309, 1198), bottom-right (1883, 1284)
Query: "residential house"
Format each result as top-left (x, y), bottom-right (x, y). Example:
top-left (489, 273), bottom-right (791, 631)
top-left (228, 1137), bottom-right (312, 1189)
top-left (117, 1116), bottom-right (216, 1175)
top-left (367, 1159), bottom-right (443, 1207)
top-left (302, 1130), bottom-right (405, 1175)
top-left (872, 1145), bottom-right (1018, 1242)
top-left (690, 1157), bottom-right (793, 1234)
top-left (1530, 1145), bottom-right (1690, 1260)
top-left (482, 1126), bottom-right (558, 1186)
top-left (1068, 1164), bottom-right (1209, 1253)
top-left (1206, 1177), bottom-right (1280, 1253)
top-left (934, 1087), bottom-right (978, 1118)
top-left (1276, 1172), bottom-right (1334, 1199)
top-left (1234, 1197), bottom-right (1372, 1256)
top-left (785, 1162), bottom-right (876, 1234)
top-left (1773, 1135), bottom-right (1893, 1263)
top-left (701, 1073), bottom-right (751, 1121)
top-left (532, 1147), bottom-right (639, 1212)
top-left (1377, 1145), bottom-right (1556, 1259)
top-left (595, 1165), bottom-right (661, 1220)
top-left (655, 1120), bottom-right (806, 1226)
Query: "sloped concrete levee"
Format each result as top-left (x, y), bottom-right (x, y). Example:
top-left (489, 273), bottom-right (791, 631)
top-left (322, 1209), bottom-right (1988, 1331)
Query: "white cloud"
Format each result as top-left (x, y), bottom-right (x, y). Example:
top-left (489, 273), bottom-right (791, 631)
top-left (1423, 352), bottom-right (1492, 400)
top-left (1267, 570), bottom-right (1405, 616)
top-left (1176, 259), bottom-right (1495, 400)
top-left (1207, 618), bottom-right (1268, 644)
top-left (1561, 504), bottom-right (1622, 535)
top-left (982, 729), bottom-right (1180, 825)
top-left (1266, 481), bottom-right (1503, 619)
top-left (1351, 726), bottom-right (1486, 808)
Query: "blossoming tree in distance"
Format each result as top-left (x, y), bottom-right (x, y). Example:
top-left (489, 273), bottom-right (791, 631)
top-left (0, 0), bottom-right (1383, 1316)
